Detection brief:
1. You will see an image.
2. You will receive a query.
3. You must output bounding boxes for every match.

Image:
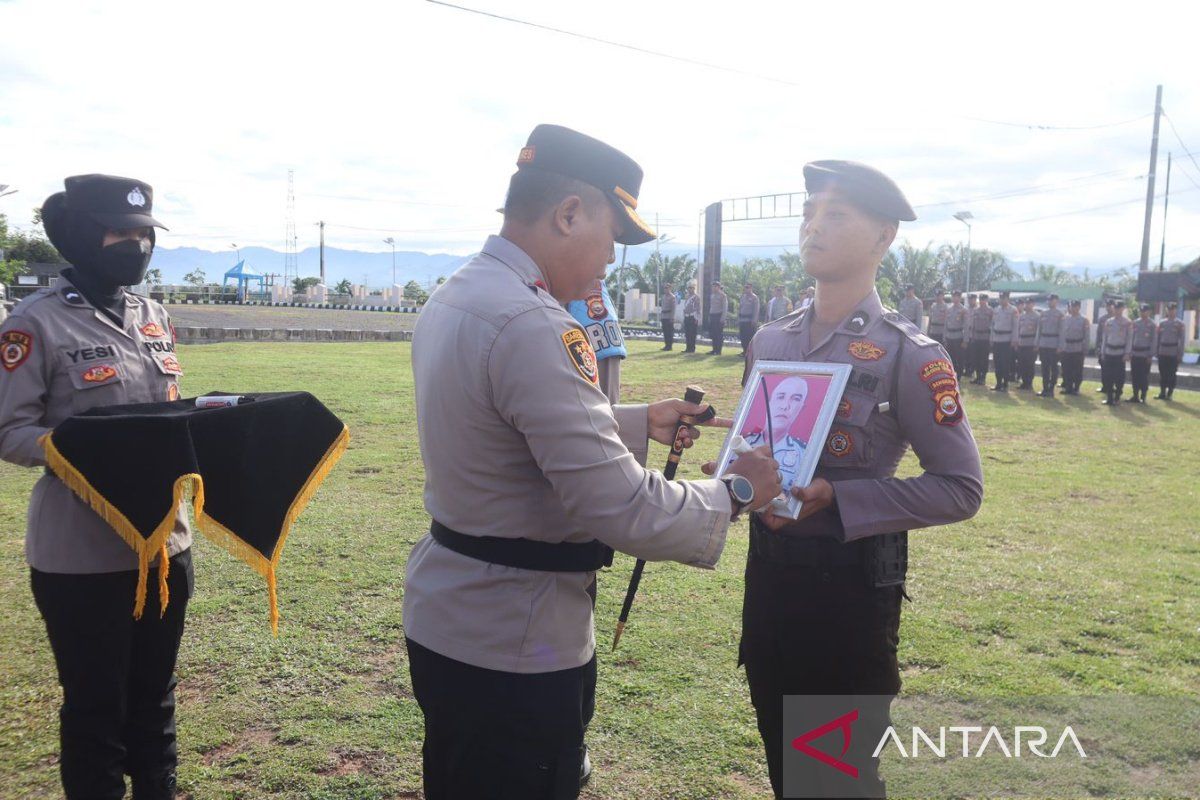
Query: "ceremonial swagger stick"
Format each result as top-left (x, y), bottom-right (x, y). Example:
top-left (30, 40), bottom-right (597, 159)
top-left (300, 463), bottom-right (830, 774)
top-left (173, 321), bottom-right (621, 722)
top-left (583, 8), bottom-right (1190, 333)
top-left (612, 386), bottom-right (712, 651)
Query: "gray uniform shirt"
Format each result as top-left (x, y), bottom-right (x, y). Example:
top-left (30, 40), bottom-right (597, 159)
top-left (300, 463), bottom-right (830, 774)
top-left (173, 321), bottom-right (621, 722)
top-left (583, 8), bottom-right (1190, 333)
top-left (744, 290), bottom-right (983, 543)
top-left (1102, 317), bottom-right (1133, 357)
top-left (767, 295), bottom-right (792, 321)
top-left (969, 305), bottom-right (993, 342)
top-left (1060, 314), bottom-right (1090, 354)
top-left (0, 276), bottom-right (191, 573)
top-left (739, 292), bottom-right (760, 323)
top-left (1037, 307), bottom-right (1064, 349)
top-left (1130, 318), bottom-right (1157, 358)
top-left (1017, 309), bottom-right (1040, 348)
top-left (927, 301), bottom-right (948, 334)
top-left (683, 293), bottom-right (701, 320)
top-left (1157, 318), bottom-right (1185, 358)
top-left (403, 236), bottom-right (731, 674)
top-left (660, 292), bottom-right (676, 316)
top-left (710, 290), bottom-right (729, 322)
top-left (990, 305), bottom-right (1019, 345)
top-left (898, 296), bottom-right (924, 329)
top-left (945, 303), bottom-right (968, 342)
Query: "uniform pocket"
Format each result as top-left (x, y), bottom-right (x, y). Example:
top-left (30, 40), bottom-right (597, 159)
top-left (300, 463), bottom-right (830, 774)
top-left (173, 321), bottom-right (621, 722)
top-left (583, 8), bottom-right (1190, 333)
top-left (819, 389), bottom-right (876, 468)
top-left (67, 360), bottom-right (126, 391)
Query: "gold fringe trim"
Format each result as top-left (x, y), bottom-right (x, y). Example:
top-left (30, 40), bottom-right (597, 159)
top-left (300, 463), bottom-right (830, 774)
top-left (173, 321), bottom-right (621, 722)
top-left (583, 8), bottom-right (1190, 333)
top-left (40, 424), bottom-right (350, 634)
top-left (195, 424), bottom-right (350, 635)
top-left (40, 432), bottom-right (197, 620)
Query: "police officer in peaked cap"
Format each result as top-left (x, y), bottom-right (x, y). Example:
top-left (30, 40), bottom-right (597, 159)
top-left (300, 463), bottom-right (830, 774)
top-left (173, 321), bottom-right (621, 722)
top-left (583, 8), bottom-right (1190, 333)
top-left (736, 160), bottom-right (983, 798)
top-left (0, 175), bottom-right (190, 799)
top-left (403, 124), bottom-right (782, 799)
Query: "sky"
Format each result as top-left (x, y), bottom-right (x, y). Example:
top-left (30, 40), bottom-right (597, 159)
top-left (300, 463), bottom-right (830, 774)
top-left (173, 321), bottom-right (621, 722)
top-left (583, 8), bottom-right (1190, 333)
top-left (2, 0), bottom-right (1199, 272)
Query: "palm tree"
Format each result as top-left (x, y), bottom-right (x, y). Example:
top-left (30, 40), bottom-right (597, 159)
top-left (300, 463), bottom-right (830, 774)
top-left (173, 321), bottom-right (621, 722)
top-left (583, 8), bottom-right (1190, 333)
top-left (334, 279), bottom-right (353, 295)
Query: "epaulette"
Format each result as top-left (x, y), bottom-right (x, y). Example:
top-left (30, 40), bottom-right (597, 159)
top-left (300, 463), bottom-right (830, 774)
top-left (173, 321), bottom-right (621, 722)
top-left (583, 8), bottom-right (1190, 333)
top-left (761, 306), bottom-right (805, 331)
top-left (881, 311), bottom-right (938, 347)
top-left (7, 286), bottom-right (57, 318)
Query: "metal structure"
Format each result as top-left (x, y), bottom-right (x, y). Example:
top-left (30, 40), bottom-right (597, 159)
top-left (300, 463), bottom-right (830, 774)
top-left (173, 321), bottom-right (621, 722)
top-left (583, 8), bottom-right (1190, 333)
top-left (1139, 85), bottom-right (1163, 271)
top-left (284, 170), bottom-right (298, 289)
top-left (954, 211), bottom-right (974, 291)
top-left (699, 191), bottom-right (806, 316)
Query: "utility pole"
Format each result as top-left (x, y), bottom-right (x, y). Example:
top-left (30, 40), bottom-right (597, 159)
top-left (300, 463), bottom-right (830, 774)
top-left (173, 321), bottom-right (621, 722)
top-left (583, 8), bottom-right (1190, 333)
top-left (1159, 152), bottom-right (1172, 271)
top-left (1139, 84), bottom-right (1163, 272)
top-left (318, 221), bottom-right (326, 284)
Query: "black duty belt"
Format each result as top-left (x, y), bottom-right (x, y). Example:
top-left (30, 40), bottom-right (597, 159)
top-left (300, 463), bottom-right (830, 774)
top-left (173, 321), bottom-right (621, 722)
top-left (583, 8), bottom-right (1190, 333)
top-left (1066, 338), bottom-right (1083, 343)
top-left (430, 520), bottom-right (613, 572)
top-left (1020, 334), bottom-right (1037, 340)
top-left (1132, 347), bottom-right (1151, 353)
top-left (749, 520), bottom-right (863, 567)
top-left (994, 329), bottom-right (1012, 335)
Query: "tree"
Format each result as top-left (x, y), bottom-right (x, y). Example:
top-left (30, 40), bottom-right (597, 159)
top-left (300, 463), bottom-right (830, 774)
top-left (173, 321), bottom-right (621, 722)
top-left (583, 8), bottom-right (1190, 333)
top-left (334, 279), bottom-right (353, 295)
top-left (936, 244), bottom-right (1016, 292)
top-left (183, 268), bottom-right (207, 288)
top-left (879, 242), bottom-right (943, 304)
top-left (404, 279), bottom-right (428, 304)
top-left (292, 276), bottom-right (320, 293)
top-left (145, 267), bottom-right (163, 287)
top-left (1026, 263), bottom-right (1074, 285)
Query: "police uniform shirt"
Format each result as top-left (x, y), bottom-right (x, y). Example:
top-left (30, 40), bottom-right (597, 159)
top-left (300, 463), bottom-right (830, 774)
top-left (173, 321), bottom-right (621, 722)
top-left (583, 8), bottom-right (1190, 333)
top-left (1061, 314), bottom-right (1090, 353)
top-left (710, 288), bottom-right (729, 321)
top-left (1130, 318), bottom-right (1157, 357)
top-left (660, 291), bottom-right (677, 317)
top-left (945, 303), bottom-right (968, 341)
top-left (1037, 307), bottom-right (1064, 349)
top-left (1157, 317), bottom-right (1185, 357)
top-left (683, 293), bottom-right (701, 320)
top-left (0, 275), bottom-right (191, 573)
top-left (739, 292), bottom-right (760, 322)
top-left (744, 291), bottom-right (982, 542)
top-left (898, 296), bottom-right (924, 328)
top-left (404, 235), bottom-right (731, 674)
top-left (928, 300), bottom-right (948, 333)
top-left (1102, 316), bottom-right (1134, 356)
top-left (742, 431), bottom-right (806, 490)
top-left (767, 295), bottom-right (792, 322)
top-left (1017, 308), bottom-right (1040, 347)
top-left (970, 304), bottom-right (993, 341)
top-left (990, 304), bottom-right (1019, 344)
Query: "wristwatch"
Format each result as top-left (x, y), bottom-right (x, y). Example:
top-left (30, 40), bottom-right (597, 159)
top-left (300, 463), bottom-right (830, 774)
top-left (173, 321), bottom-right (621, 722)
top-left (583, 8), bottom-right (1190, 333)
top-left (721, 474), bottom-right (755, 518)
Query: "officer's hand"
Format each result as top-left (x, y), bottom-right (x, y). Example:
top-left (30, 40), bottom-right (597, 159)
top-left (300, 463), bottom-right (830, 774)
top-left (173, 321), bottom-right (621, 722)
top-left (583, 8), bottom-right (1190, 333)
top-left (756, 478), bottom-right (836, 531)
top-left (647, 399), bottom-right (729, 448)
top-left (723, 445), bottom-right (782, 512)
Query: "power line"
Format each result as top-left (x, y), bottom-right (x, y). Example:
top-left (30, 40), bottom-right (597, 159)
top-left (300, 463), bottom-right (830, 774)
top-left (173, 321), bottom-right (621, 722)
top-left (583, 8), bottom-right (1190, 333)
top-left (1008, 185), bottom-right (1200, 224)
top-left (425, 0), bottom-right (804, 88)
top-left (913, 169), bottom-right (1142, 209)
top-left (962, 113), bottom-right (1152, 131)
top-left (1161, 110), bottom-right (1200, 191)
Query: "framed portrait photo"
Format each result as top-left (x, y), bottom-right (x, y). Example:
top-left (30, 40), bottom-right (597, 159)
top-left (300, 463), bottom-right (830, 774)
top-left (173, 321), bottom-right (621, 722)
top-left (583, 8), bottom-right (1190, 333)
top-left (714, 360), bottom-right (851, 519)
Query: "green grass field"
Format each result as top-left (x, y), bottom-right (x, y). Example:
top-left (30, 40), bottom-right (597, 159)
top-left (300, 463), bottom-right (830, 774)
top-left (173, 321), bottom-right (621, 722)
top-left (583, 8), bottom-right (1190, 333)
top-left (1, 341), bottom-right (1197, 798)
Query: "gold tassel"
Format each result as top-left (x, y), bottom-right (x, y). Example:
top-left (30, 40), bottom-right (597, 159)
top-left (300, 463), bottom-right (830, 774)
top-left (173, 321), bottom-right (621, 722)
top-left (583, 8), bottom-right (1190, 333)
top-left (267, 567), bottom-right (279, 637)
top-left (158, 543), bottom-right (170, 618)
top-left (134, 549), bottom-right (149, 619)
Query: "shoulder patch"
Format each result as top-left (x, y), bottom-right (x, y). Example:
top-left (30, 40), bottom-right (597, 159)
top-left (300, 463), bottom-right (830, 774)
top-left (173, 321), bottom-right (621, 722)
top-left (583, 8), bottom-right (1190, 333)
top-left (882, 311), bottom-right (938, 346)
top-left (1, 330), bottom-right (34, 371)
top-left (561, 329), bottom-right (599, 384)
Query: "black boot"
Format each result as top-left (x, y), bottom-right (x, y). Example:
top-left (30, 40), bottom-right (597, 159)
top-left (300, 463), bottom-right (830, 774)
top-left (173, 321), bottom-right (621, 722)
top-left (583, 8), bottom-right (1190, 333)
top-left (130, 771), bottom-right (177, 800)
top-left (1102, 389), bottom-right (1114, 405)
top-left (1168, 388), bottom-right (1174, 400)
top-left (1155, 390), bottom-right (1167, 400)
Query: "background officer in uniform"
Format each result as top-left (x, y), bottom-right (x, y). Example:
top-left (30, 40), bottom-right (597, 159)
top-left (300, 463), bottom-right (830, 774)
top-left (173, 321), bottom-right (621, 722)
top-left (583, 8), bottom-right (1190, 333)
top-left (1015, 296), bottom-right (1039, 390)
top-left (737, 160), bottom-right (983, 798)
top-left (708, 281), bottom-right (729, 355)
top-left (1037, 293), bottom-right (1064, 397)
top-left (767, 285), bottom-right (792, 322)
top-left (402, 124), bottom-right (781, 800)
top-left (0, 175), bottom-right (190, 800)
top-left (927, 292), bottom-right (949, 344)
top-left (1156, 301), bottom-right (1184, 399)
top-left (989, 291), bottom-right (1018, 392)
top-left (1095, 300), bottom-right (1115, 393)
top-left (1100, 301), bottom-right (1132, 405)
top-left (969, 292), bottom-right (993, 384)
top-left (898, 284), bottom-right (923, 329)
top-left (682, 282), bottom-right (701, 352)
top-left (944, 290), bottom-right (968, 373)
top-left (738, 282), bottom-right (761, 356)
top-left (659, 281), bottom-right (676, 350)
top-left (1060, 300), bottom-right (1090, 395)
top-left (1128, 303), bottom-right (1158, 403)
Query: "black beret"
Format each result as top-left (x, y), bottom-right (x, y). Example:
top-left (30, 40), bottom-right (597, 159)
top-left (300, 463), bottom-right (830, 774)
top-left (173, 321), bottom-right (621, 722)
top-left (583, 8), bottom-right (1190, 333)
top-left (1069, 299), bottom-right (1081, 307)
top-left (1114, 300), bottom-right (1126, 308)
top-left (516, 124), bottom-right (655, 246)
top-left (62, 174), bottom-right (166, 230)
top-left (1049, 293), bottom-right (1059, 300)
top-left (904, 284), bottom-right (915, 291)
top-left (1140, 303), bottom-right (1152, 312)
top-left (999, 290), bottom-right (1010, 298)
top-left (803, 160), bottom-right (916, 222)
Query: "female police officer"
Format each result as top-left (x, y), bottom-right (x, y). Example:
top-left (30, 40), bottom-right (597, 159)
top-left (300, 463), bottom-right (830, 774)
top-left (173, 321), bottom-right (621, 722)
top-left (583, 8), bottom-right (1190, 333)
top-left (0, 175), bottom-right (190, 800)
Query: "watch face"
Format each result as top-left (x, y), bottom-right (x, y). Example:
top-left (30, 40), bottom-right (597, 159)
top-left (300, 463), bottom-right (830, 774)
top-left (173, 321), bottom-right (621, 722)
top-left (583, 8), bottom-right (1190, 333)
top-left (730, 475), bottom-right (755, 505)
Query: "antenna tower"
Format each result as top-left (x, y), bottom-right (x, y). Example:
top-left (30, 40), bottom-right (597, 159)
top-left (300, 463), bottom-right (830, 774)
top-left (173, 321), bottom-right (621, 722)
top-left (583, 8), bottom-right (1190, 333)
top-left (284, 169), bottom-right (298, 288)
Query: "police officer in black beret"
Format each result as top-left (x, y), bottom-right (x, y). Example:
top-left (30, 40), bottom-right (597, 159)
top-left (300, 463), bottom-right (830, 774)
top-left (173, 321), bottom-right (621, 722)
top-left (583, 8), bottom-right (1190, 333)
top-left (0, 175), bottom-right (191, 799)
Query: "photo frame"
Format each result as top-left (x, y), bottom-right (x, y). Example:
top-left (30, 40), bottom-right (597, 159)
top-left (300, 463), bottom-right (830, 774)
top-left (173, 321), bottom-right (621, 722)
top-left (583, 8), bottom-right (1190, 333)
top-left (714, 360), bottom-right (852, 519)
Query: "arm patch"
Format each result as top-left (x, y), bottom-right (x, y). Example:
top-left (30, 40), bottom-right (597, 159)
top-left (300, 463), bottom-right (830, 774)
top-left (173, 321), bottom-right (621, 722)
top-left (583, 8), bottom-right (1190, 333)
top-left (1, 330), bottom-right (34, 371)
top-left (561, 329), bottom-right (599, 384)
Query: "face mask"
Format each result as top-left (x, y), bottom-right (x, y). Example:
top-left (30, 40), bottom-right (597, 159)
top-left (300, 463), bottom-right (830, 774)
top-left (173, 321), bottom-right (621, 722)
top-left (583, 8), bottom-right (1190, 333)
top-left (94, 237), bottom-right (152, 287)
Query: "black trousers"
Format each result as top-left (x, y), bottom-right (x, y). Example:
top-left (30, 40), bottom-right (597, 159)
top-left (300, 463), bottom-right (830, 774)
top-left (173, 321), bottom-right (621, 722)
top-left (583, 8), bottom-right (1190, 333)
top-left (969, 339), bottom-right (990, 381)
top-left (928, 328), bottom-right (944, 347)
top-left (945, 337), bottom-right (966, 375)
top-left (31, 550), bottom-right (193, 800)
top-left (1061, 352), bottom-right (1084, 392)
top-left (1015, 345), bottom-right (1035, 386)
top-left (739, 320), bottom-right (758, 353)
top-left (661, 318), bottom-right (675, 349)
top-left (741, 553), bottom-right (901, 799)
top-left (708, 315), bottom-right (725, 353)
top-left (1159, 355), bottom-right (1179, 392)
top-left (407, 637), bottom-right (596, 800)
top-left (684, 317), bottom-right (698, 351)
top-left (1101, 355), bottom-right (1126, 395)
top-left (1039, 347), bottom-right (1060, 392)
top-left (1130, 356), bottom-right (1152, 394)
top-left (992, 342), bottom-right (1012, 387)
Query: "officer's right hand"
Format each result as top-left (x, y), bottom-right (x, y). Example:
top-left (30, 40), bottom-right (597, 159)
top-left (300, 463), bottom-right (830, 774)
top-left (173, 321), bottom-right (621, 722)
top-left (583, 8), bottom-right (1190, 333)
top-left (719, 445), bottom-right (782, 512)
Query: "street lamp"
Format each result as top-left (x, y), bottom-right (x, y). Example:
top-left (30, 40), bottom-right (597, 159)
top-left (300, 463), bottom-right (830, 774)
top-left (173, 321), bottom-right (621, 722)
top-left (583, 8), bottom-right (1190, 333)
top-left (953, 211), bottom-right (973, 292)
top-left (230, 243), bottom-right (241, 261)
top-left (383, 237), bottom-right (396, 285)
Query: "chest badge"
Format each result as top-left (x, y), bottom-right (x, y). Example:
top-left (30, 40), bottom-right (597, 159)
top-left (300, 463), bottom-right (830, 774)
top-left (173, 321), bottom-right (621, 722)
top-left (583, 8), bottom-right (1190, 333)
top-left (141, 322), bottom-right (167, 338)
top-left (847, 311), bottom-right (870, 333)
top-left (82, 364), bottom-right (118, 383)
top-left (586, 293), bottom-right (607, 321)
top-left (160, 355), bottom-right (184, 375)
top-left (827, 429), bottom-right (853, 457)
top-left (2, 330), bottom-right (34, 371)
top-left (561, 329), bottom-right (599, 384)
top-left (848, 340), bottom-right (886, 361)
top-left (837, 398), bottom-right (852, 418)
